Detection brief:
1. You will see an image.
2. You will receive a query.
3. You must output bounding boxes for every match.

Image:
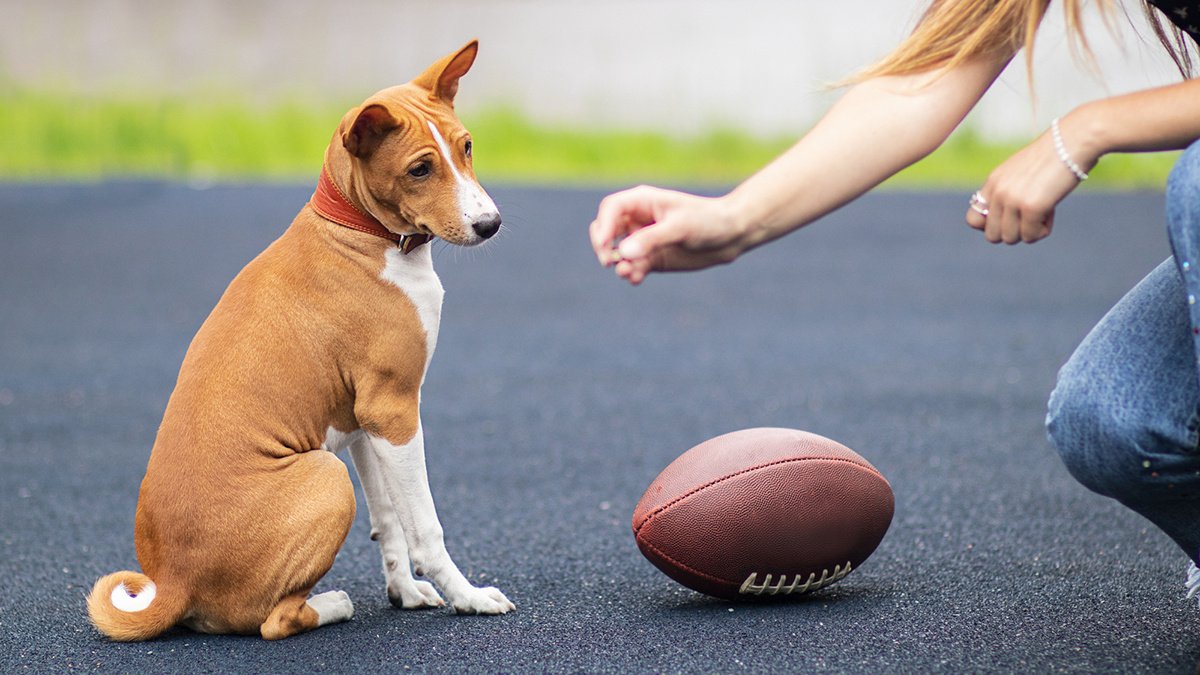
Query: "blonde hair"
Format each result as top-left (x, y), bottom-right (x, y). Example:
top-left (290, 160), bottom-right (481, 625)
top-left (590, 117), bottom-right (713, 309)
top-left (852, 0), bottom-right (1193, 82)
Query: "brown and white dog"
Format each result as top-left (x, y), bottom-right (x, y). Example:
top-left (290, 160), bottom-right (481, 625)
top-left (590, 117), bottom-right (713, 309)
top-left (87, 40), bottom-right (514, 641)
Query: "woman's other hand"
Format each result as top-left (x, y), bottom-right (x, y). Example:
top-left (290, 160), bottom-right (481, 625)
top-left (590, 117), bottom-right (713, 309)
top-left (965, 115), bottom-right (1095, 244)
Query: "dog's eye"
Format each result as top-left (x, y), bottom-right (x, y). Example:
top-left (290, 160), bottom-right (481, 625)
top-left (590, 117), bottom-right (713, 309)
top-left (408, 162), bottom-right (430, 178)
top-left (464, 140), bottom-right (472, 159)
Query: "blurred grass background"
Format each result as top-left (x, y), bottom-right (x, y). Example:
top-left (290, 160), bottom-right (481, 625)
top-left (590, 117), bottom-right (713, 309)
top-left (0, 87), bottom-right (1178, 188)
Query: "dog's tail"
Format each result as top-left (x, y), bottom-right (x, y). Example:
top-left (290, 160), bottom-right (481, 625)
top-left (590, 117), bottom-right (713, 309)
top-left (87, 571), bottom-right (187, 641)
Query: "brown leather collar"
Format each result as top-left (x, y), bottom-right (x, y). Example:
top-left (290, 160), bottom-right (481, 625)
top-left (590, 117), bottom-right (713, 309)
top-left (309, 164), bottom-right (432, 254)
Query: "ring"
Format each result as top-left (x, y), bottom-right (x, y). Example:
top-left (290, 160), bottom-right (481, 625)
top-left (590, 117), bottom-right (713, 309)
top-left (969, 191), bottom-right (989, 217)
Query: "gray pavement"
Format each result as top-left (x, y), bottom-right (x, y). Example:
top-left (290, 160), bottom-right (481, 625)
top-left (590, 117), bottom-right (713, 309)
top-left (0, 182), bottom-right (1196, 673)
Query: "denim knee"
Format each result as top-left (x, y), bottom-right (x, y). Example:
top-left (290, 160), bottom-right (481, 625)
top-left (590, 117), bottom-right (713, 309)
top-left (1046, 368), bottom-right (1155, 500)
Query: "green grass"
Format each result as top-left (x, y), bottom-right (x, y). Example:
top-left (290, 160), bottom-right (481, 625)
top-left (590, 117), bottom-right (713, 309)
top-left (464, 108), bottom-right (797, 186)
top-left (0, 88), bottom-right (345, 180)
top-left (0, 87), bottom-right (1178, 189)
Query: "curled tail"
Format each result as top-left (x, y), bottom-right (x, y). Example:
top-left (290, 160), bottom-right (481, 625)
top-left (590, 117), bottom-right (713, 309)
top-left (87, 571), bottom-right (186, 641)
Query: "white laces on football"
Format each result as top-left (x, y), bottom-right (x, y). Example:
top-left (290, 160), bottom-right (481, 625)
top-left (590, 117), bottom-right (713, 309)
top-left (1185, 562), bottom-right (1200, 602)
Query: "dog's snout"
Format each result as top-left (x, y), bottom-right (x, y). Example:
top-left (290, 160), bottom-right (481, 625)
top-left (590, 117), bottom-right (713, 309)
top-left (472, 213), bottom-right (501, 240)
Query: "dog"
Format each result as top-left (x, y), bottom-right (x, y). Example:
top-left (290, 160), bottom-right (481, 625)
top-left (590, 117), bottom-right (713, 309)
top-left (87, 40), bottom-right (514, 641)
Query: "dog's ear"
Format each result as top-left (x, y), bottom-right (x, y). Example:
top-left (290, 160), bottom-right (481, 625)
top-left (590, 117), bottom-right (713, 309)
top-left (343, 104), bottom-right (398, 158)
top-left (412, 39), bottom-right (478, 104)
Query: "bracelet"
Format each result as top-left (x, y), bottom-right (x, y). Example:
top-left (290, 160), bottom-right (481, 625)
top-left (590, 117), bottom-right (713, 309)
top-left (1051, 117), bottom-right (1089, 181)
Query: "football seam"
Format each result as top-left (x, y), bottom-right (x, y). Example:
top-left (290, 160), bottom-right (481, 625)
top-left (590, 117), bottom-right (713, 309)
top-left (634, 456), bottom-right (882, 535)
top-left (636, 533), bottom-right (737, 588)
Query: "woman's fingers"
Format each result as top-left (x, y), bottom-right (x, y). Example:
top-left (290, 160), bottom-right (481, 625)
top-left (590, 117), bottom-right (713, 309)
top-left (589, 186), bottom-right (667, 265)
top-left (964, 128), bottom-right (1082, 246)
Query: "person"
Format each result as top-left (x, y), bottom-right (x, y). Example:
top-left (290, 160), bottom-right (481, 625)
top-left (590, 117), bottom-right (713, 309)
top-left (588, 0), bottom-right (1200, 598)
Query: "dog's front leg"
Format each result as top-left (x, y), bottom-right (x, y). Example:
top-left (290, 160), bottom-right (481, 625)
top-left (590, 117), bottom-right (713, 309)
top-left (363, 424), bottom-right (514, 615)
top-left (348, 438), bottom-right (445, 610)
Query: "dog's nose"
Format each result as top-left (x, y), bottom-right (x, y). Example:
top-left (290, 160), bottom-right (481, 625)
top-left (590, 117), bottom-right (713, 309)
top-left (472, 213), bottom-right (501, 240)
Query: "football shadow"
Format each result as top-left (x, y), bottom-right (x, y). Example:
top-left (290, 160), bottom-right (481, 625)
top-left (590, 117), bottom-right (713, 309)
top-left (657, 583), bottom-right (887, 615)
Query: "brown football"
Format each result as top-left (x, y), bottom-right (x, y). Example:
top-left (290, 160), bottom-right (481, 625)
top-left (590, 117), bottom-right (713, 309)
top-left (632, 427), bottom-right (894, 600)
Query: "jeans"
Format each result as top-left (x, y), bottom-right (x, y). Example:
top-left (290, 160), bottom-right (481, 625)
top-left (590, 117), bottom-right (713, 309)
top-left (1047, 140), bottom-right (1200, 563)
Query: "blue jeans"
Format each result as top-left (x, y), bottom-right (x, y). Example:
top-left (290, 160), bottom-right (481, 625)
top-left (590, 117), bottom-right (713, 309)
top-left (1047, 140), bottom-right (1200, 563)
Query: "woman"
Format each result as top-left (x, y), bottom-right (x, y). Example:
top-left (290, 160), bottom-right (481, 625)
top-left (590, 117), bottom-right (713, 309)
top-left (589, 0), bottom-right (1200, 596)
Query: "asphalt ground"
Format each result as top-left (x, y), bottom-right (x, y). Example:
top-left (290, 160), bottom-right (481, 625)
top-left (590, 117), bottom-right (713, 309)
top-left (0, 182), bottom-right (1196, 673)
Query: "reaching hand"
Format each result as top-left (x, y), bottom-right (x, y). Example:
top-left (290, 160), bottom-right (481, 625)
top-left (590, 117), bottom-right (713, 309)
top-left (588, 186), bottom-right (750, 285)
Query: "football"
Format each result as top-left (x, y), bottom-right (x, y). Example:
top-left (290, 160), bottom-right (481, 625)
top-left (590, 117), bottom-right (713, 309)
top-left (632, 427), bottom-right (893, 600)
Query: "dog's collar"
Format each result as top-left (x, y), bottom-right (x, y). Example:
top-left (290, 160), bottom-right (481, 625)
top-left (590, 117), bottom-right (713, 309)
top-left (309, 165), bottom-right (432, 254)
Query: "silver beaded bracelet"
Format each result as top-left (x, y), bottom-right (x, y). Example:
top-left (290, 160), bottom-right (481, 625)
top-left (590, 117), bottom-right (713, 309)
top-left (1051, 117), bottom-right (1089, 181)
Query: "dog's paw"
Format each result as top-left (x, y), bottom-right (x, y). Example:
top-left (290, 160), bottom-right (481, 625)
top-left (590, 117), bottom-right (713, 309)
top-left (388, 579), bottom-right (445, 610)
top-left (450, 586), bottom-right (515, 615)
top-left (310, 590), bottom-right (355, 626)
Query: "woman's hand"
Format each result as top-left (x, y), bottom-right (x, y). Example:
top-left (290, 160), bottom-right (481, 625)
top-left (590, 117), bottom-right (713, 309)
top-left (967, 76), bottom-right (1200, 244)
top-left (965, 117), bottom-right (1094, 244)
top-left (588, 186), bottom-right (750, 285)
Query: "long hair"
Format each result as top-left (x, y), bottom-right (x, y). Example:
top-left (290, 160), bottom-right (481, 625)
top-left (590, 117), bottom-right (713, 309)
top-left (1142, 2), bottom-right (1195, 76)
top-left (850, 0), bottom-right (1193, 83)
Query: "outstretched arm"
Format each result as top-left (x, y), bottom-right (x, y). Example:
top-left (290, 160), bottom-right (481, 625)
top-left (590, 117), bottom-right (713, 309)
top-left (589, 53), bottom-right (1012, 285)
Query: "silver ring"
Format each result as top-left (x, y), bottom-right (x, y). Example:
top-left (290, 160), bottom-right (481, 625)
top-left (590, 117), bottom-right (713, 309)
top-left (969, 191), bottom-right (989, 217)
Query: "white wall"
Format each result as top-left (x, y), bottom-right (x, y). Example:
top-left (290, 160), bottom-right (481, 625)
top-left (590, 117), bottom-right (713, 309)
top-left (0, 0), bottom-right (1186, 139)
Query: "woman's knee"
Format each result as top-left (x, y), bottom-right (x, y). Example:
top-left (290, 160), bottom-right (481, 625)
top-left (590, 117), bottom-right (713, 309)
top-left (1046, 367), bottom-right (1154, 499)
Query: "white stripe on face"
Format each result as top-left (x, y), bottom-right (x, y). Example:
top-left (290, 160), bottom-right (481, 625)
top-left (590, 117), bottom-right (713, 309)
top-left (426, 120), bottom-right (498, 229)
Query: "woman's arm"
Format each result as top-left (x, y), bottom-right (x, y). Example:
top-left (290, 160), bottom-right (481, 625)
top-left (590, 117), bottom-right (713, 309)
top-left (964, 77), bottom-right (1200, 245)
top-left (728, 54), bottom-right (1012, 249)
top-left (589, 53), bottom-right (1012, 285)
top-left (1072, 77), bottom-right (1200, 157)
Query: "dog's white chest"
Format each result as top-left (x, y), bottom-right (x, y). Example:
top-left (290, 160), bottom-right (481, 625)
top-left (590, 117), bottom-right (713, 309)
top-left (380, 245), bottom-right (444, 365)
